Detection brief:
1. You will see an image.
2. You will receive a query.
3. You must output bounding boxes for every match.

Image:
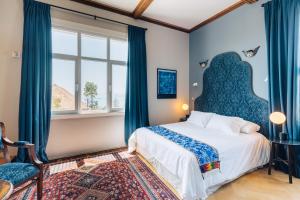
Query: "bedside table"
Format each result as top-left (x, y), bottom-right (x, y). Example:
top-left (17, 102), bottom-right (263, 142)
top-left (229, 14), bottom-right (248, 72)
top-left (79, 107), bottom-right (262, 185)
top-left (268, 139), bottom-right (300, 184)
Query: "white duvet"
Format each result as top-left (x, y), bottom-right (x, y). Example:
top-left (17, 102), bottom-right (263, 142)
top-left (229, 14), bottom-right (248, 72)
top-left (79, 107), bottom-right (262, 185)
top-left (128, 122), bottom-right (270, 200)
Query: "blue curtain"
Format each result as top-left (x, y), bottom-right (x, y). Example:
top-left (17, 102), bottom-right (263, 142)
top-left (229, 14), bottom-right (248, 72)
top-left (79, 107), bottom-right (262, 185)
top-left (15, 0), bottom-right (52, 163)
top-left (125, 26), bottom-right (149, 144)
top-left (264, 0), bottom-right (300, 177)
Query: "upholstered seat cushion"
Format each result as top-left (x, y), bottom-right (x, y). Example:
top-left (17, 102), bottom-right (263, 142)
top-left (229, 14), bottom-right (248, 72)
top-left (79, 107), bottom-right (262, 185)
top-left (0, 163), bottom-right (39, 185)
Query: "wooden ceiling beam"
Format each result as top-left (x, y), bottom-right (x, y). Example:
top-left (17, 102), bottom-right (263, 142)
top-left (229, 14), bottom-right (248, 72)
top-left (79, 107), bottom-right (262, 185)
top-left (70, 0), bottom-right (189, 32)
top-left (69, 0), bottom-right (257, 33)
top-left (133, 0), bottom-right (154, 18)
top-left (242, 0), bottom-right (257, 4)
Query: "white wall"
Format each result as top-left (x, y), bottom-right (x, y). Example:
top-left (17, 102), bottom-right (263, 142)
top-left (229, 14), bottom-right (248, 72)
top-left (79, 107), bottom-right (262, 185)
top-left (0, 0), bottom-right (189, 159)
top-left (0, 0), bottom-right (23, 156)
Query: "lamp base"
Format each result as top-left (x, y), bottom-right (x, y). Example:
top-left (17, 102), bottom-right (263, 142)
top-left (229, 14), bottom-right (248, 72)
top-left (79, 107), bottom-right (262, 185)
top-left (279, 132), bottom-right (288, 141)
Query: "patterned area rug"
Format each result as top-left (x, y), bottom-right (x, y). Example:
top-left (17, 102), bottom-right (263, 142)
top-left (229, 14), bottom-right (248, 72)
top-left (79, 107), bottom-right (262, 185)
top-left (13, 150), bottom-right (179, 200)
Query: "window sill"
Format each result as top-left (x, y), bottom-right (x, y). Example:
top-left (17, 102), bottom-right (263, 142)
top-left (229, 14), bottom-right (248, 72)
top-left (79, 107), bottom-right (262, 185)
top-left (51, 112), bottom-right (125, 120)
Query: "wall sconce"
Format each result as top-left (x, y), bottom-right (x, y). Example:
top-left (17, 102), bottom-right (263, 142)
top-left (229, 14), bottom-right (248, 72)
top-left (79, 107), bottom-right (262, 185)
top-left (242, 46), bottom-right (260, 57)
top-left (199, 60), bottom-right (209, 68)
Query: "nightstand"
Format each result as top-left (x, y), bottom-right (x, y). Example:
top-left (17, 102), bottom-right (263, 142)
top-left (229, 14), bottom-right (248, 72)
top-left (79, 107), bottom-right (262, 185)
top-left (268, 139), bottom-right (300, 184)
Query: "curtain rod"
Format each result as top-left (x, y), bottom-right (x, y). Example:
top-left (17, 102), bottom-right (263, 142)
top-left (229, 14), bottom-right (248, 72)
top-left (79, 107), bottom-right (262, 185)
top-left (44, 3), bottom-right (148, 31)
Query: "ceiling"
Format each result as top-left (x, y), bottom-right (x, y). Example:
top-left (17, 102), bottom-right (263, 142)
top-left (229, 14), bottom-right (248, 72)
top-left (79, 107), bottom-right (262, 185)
top-left (142, 0), bottom-right (239, 29)
top-left (72, 0), bottom-right (257, 33)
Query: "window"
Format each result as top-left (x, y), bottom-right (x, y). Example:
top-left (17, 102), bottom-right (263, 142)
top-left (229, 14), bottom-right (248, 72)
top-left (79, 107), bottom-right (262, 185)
top-left (52, 59), bottom-right (76, 112)
top-left (112, 64), bottom-right (127, 110)
top-left (51, 26), bottom-right (128, 115)
top-left (81, 60), bottom-right (107, 112)
top-left (52, 29), bottom-right (77, 56)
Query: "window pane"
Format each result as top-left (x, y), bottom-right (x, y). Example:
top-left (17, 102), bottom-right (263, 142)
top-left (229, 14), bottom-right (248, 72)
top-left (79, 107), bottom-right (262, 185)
top-left (110, 39), bottom-right (128, 61)
top-left (81, 60), bottom-right (107, 112)
top-left (112, 64), bottom-right (127, 110)
top-left (52, 28), bottom-right (77, 56)
top-left (81, 34), bottom-right (107, 59)
top-left (52, 59), bottom-right (76, 112)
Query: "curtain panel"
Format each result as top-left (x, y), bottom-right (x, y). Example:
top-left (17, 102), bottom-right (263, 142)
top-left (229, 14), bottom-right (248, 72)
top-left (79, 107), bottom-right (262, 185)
top-left (16, 0), bottom-right (52, 162)
top-left (264, 0), bottom-right (300, 177)
top-left (124, 26), bottom-right (149, 144)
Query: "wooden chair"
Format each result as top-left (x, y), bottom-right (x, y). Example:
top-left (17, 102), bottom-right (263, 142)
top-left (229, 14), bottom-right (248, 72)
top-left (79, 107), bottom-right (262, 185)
top-left (0, 122), bottom-right (43, 199)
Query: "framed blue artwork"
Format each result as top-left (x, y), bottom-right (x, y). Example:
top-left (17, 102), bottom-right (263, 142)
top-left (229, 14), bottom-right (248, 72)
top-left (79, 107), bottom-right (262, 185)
top-left (157, 68), bottom-right (177, 99)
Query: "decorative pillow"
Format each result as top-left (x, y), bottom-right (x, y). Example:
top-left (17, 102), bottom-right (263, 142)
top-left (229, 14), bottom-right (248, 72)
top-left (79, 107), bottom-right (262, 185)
top-left (206, 114), bottom-right (245, 135)
top-left (241, 120), bottom-right (260, 134)
top-left (187, 111), bottom-right (214, 128)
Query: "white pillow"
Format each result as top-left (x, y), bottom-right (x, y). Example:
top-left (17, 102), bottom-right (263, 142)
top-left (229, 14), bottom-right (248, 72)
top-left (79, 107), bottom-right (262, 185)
top-left (241, 120), bottom-right (260, 134)
top-left (206, 114), bottom-right (245, 135)
top-left (187, 111), bottom-right (214, 128)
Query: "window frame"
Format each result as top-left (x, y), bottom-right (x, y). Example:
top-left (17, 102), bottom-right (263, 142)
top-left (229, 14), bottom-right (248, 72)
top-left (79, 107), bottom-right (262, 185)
top-left (51, 20), bottom-right (127, 117)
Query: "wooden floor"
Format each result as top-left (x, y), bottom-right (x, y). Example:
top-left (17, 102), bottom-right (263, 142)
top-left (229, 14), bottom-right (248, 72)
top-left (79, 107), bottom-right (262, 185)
top-left (208, 168), bottom-right (300, 200)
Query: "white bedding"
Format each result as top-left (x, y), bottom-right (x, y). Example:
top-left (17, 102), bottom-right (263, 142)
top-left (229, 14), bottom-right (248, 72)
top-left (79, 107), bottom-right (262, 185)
top-left (128, 122), bottom-right (270, 200)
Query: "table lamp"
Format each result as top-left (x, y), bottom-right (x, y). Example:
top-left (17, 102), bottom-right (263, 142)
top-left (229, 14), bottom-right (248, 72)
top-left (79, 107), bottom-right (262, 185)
top-left (182, 104), bottom-right (189, 118)
top-left (269, 112), bottom-right (287, 141)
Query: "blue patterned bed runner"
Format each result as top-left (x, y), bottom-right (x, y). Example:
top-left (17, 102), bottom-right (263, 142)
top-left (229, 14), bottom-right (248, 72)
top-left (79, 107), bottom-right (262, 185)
top-left (146, 126), bottom-right (220, 173)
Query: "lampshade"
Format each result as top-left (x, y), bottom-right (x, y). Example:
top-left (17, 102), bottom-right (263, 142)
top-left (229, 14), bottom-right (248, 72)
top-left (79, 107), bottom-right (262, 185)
top-left (269, 112), bottom-right (286, 125)
top-left (182, 104), bottom-right (189, 111)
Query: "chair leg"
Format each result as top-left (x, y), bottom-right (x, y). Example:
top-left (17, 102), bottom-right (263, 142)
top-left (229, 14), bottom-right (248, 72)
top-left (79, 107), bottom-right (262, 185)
top-left (37, 172), bottom-right (43, 200)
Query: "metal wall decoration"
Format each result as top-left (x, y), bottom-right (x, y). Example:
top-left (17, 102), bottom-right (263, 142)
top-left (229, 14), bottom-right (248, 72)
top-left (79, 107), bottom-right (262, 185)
top-left (199, 60), bottom-right (209, 68)
top-left (242, 46), bottom-right (260, 57)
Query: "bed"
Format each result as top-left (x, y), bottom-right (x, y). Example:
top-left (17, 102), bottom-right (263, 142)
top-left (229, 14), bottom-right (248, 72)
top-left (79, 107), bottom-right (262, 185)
top-left (128, 52), bottom-right (270, 200)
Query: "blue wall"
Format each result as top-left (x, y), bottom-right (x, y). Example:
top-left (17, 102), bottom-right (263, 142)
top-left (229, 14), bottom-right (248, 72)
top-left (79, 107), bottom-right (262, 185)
top-left (189, 0), bottom-right (269, 108)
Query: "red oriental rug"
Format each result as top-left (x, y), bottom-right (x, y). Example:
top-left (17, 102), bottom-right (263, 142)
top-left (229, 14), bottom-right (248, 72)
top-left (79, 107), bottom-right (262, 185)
top-left (12, 150), bottom-right (179, 200)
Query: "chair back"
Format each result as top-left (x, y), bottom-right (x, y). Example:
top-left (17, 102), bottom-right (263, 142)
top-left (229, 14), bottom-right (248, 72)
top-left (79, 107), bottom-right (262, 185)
top-left (0, 124), bottom-right (3, 150)
top-left (0, 122), bottom-right (11, 162)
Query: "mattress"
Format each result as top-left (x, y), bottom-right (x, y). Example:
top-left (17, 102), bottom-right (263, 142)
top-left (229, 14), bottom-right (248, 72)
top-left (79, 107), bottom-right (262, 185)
top-left (128, 122), bottom-right (270, 200)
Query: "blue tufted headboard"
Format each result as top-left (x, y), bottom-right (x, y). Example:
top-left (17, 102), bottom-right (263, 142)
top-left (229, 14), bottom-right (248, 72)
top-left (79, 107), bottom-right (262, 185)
top-left (194, 52), bottom-right (269, 137)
